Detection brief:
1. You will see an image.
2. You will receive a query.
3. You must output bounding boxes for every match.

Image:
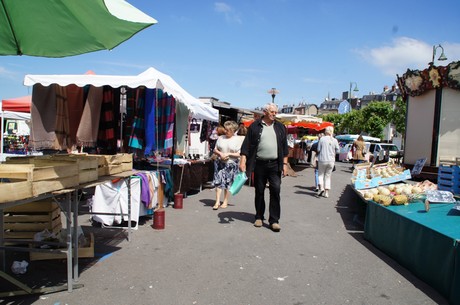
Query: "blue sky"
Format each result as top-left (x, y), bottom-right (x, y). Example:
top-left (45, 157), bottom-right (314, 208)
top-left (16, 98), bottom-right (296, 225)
top-left (1, 0), bottom-right (460, 110)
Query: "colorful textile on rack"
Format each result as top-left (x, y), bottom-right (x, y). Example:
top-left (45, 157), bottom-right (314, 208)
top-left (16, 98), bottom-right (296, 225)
top-left (30, 84), bottom-right (58, 150)
top-left (128, 87), bottom-right (146, 150)
top-left (156, 89), bottom-right (176, 154)
top-left (54, 85), bottom-right (70, 150)
top-left (135, 172), bottom-right (151, 207)
top-left (76, 86), bottom-right (103, 147)
top-left (143, 88), bottom-right (156, 155)
top-left (164, 123), bottom-right (174, 151)
top-left (97, 86), bottom-right (117, 154)
top-left (162, 169), bottom-right (174, 202)
top-left (123, 88), bottom-right (136, 152)
top-left (66, 84), bottom-right (85, 148)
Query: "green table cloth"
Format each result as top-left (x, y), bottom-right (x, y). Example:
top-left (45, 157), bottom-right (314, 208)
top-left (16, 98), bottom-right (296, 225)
top-left (364, 200), bottom-right (460, 304)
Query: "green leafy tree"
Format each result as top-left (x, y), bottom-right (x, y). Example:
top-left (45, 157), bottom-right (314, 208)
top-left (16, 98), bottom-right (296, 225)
top-left (340, 110), bottom-right (364, 134)
top-left (319, 113), bottom-right (343, 132)
top-left (360, 101), bottom-right (393, 138)
top-left (391, 97), bottom-right (406, 136)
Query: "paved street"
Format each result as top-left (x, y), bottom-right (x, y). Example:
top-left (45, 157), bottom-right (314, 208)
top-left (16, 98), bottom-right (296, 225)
top-left (1, 162), bottom-right (449, 305)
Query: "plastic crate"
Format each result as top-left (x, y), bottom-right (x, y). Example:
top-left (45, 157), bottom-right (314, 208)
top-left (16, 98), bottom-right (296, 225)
top-left (437, 165), bottom-right (460, 195)
top-left (437, 183), bottom-right (460, 194)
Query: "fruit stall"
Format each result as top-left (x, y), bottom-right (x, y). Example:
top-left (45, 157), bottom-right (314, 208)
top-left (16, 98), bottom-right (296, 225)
top-left (350, 161), bottom-right (460, 305)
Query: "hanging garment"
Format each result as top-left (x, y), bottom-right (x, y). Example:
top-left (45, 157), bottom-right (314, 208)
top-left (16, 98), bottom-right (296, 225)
top-left (66, 84), bottom-right (85, 148)
top-left (128, 87), bottom-right (146, 150)
top-left (91, 177), bottom-right (141, 229)
top-left (123, 88), bottom-right (137, 152)
top-left (76, 86), bottom-right (103, 147)
top-left (156, 90), bottom-right (176, 154)
top-left (30, 84), bottom-right (57, 150)
top-left (54, 85), bottom-right (70, 150)
top-left (143, 88), bottom-right (156, 155)
top-left (97, 86), bottom-right (117, 154)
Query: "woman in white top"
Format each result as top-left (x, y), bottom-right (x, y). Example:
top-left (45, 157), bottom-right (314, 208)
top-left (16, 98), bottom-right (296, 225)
top-left (212, 120), bottom-right (243, 209)
top-left (317, 126), bottom-right (340, 198)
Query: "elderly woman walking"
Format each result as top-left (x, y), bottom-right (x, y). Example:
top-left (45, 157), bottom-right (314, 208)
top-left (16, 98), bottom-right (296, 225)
top-left (316, 126), bottom-right (340, 198)
top-left (212, 120), bottom-right (243, 210)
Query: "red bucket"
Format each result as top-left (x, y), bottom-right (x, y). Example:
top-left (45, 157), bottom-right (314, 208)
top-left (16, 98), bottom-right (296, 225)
top-left (152, 208), bottom-right (165, 230)
top-left (174, 193), bottom-right (183, 209)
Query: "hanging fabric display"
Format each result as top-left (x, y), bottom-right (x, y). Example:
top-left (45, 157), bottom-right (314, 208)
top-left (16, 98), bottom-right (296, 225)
top-left (65, 84), bottom-right (85, 148)
top-left (54, 85), bottom-right (70, 149)
top-left (30, 84), bottom-right (57, 150)
top-left (155, 89), bottom-right (175, 155)
top-left (128, 87), bottom-right (146, 150)
top-left (76, 86), bottom-right (103, 147)
top-left (143, 88), bottom-right (156, 155)
top-left (97, 86), bottom-right (118, 154)
top-left (189, 118), bottom-right (200, 133)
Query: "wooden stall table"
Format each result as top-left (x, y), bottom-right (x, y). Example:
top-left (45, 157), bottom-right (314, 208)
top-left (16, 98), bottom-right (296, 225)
top-left (0, 170), bottom-right (136, 297)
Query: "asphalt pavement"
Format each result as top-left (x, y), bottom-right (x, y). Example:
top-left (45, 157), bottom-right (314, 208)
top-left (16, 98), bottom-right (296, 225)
top-left (1, 162), bottom-right (449, 305)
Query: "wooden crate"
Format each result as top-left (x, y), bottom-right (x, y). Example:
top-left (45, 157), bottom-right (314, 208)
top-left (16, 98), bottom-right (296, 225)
top-left (0, 162), bottom-right (79, 203)
top-left (3, 200), bottom-right (62, 239)
top-left (90, 153), bottom-right (133, 176)
top-left (49, 154), bottom-right (99, 184)
top-left (6, 154), bottom-right (98, 184)
top-left (29, 233), bottom-right (94, 261)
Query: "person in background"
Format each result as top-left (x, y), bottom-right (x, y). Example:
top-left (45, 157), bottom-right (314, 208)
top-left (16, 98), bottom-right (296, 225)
top-left (212, 121), bottom-right (242, 210)
top-left (239, 103), bottom-right (289, 232)
top-left (209, 125), bottom-right (226, 155)
top-left (316, 126), bottom-right (340, 198)
top-left (310, 133), bottom-right (324, 192)
top-left (237, 123), bottom-right (247, 136)
top-left (352, 135), bottom-right (366, 168)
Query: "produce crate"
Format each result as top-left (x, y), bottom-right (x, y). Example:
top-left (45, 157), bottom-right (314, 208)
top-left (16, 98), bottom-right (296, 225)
top-left (6, 154), bottom-right (98, 184)
top-left (437, 165), bottom-right (460, 194)
top-left (0, 161), bottom-right (79, 203)
top-left (29, 233), bottom-right (94, 261)
top-left (48, 154), bottom-right (99, 184)
top-left (3, 200), bottom-right (62, 239)
top-left (89, 153), bottom-right (133, 176)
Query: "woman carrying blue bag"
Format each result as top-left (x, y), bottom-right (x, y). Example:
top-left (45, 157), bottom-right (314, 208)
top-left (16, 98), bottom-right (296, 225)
top-left (212, 120), bottom-right (244, 210)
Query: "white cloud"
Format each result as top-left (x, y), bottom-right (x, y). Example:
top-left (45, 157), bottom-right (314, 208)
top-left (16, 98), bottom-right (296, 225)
top-left (0, 66), bottom-right (20, 80)
top-left (357, 37), bottom-right (460, 76)
top-left (214, 2), bottom-right (242, 24)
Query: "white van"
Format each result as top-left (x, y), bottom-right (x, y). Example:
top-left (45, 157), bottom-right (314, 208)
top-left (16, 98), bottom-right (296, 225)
top-left (367, 143), bottom-right (403, 163)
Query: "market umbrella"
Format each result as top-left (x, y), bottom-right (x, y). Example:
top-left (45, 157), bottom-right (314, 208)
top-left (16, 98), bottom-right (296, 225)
top-left (0, 0), bottom-right (157, 57)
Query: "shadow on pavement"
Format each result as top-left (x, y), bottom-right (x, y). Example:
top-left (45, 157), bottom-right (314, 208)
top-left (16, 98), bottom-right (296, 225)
top-left (216, 211), bottom-right (254, 224)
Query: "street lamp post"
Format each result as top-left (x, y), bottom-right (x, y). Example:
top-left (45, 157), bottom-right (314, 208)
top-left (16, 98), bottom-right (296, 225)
top-left (267, 87), bottom-right (279, 103)
top-left (349, 82), bottom-right (359, 103)
top-left (431, 44), bottom-right (447, 65)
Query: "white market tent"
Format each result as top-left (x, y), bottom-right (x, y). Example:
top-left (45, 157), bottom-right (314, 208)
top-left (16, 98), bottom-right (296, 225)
top-left (24, 67), bottom-right (219, 122)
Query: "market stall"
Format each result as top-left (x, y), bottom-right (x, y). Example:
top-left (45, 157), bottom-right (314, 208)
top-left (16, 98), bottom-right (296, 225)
top-left (23, 66), bottom-right (218, 163)
top-left (396, 60), bottom-right (460, 180)
top-left (1, 96), bottom-right (32, 161)
top-left (350, 161), bottom-right (460, 305)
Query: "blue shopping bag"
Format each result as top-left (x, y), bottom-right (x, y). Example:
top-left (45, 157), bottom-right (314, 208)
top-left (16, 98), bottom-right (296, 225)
top-left (229, 172), bottom-right (248, 195)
